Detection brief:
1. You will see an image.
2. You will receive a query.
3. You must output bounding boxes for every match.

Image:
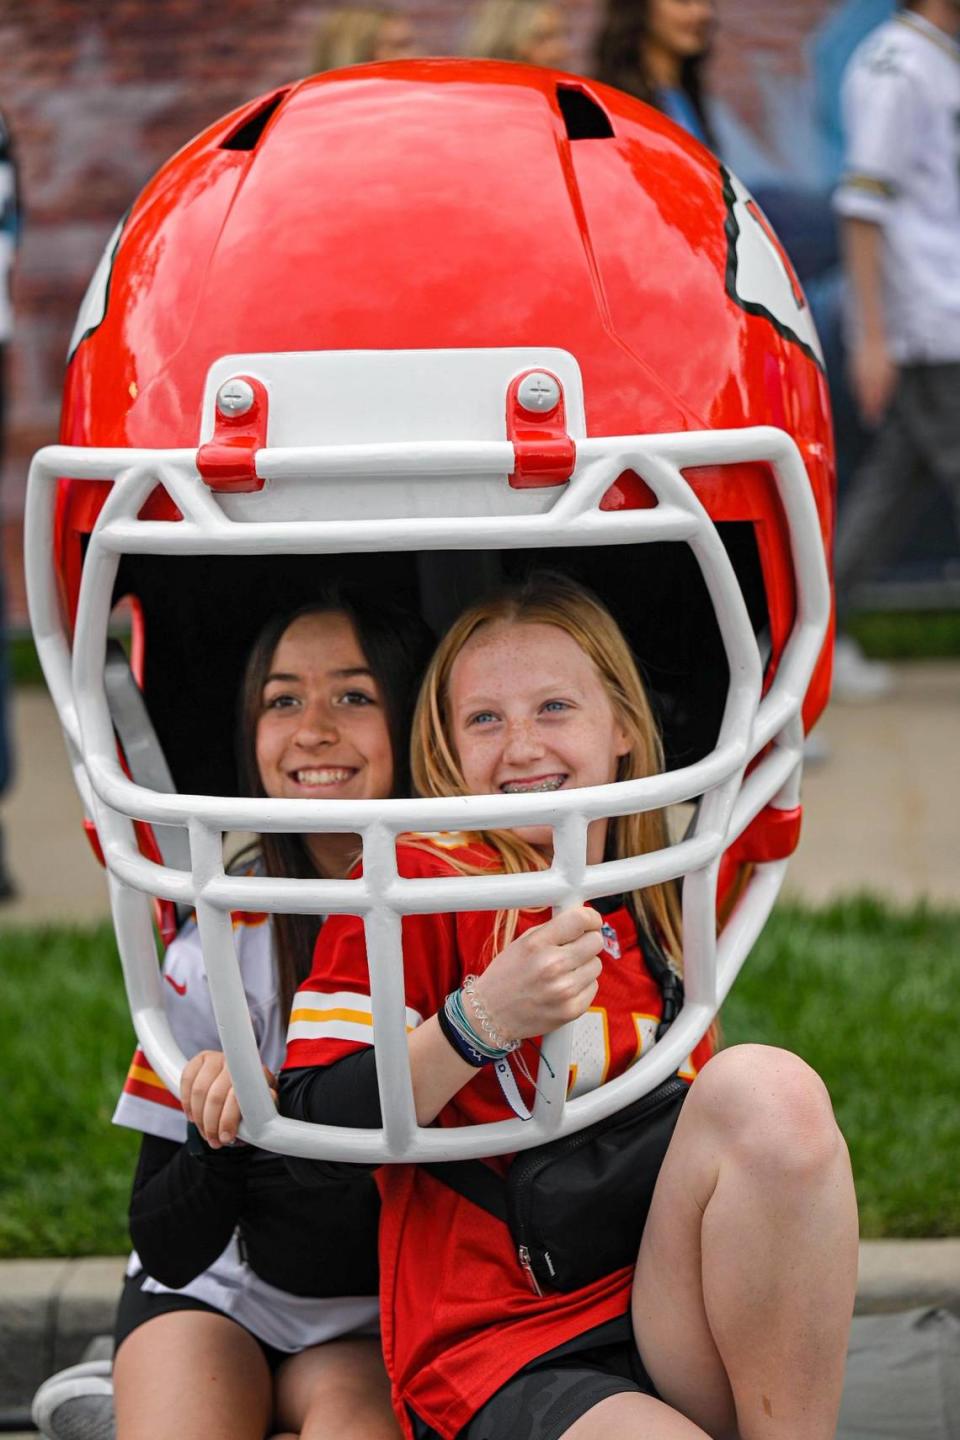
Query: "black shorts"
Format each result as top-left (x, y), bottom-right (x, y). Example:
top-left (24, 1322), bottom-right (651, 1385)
top-left (114, 1270), bottom-right (290, 1373)
top-left (410, 1315), bottom-right (658, 1440)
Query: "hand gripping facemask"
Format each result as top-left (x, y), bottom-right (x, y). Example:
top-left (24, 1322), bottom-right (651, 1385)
top-left (26, 61), bottom-right (833, 1164)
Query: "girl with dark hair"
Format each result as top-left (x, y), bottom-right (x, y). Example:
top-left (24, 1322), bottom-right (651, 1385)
top-left (105, 590), bottom-right (433, 1440)
top-left (594, 0), bottom-right (717, 148)
top-left (235, 591), bottom-right (434, 1025)
top-left (593, 0), bottom-right (842, 291)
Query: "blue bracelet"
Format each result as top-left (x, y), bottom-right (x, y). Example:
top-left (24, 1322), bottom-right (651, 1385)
top-left (438, 998), bottom-right (489, 1067)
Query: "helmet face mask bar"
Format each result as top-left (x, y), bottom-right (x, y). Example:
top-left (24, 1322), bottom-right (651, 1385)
top-left (27, 62), bottom-right (833, 1165)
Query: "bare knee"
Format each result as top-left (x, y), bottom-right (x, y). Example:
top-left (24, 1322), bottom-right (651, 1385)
top-left (688, 1044), bottom-right (845, 1178)
top-left (114, 1312), bottom-right (272, 1440)
top-left (275, 1338), bottom-right (393, 1437)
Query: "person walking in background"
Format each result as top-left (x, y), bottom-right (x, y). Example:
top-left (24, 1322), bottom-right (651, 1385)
top-left (591, 3), bottom-right (840, 289)
top-left (831, 0), bottom-right (960, 700)
top-left (0, 105), bottom-right (21, 902)
top-left (593, 0), bottom-right (716, 147)
top-left (463, 0), bottom-right (571, 70)
top-left (311, 6), bottom-right (418, 72)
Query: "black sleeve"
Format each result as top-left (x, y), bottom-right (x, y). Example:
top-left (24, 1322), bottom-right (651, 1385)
top-left (128, 1128), bottom-right (252, 1289)
top-left (278, 1049), bottom-right (383, 1186)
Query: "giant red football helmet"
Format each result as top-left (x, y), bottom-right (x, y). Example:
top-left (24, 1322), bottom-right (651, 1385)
top-left (26, 61), bottom-right (833, 1163)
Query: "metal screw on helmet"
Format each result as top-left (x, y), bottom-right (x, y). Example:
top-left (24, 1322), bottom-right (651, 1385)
top-left (216, 378), bottom-right (256, 417)
top-left (517, 371), bottom-right (561, 413)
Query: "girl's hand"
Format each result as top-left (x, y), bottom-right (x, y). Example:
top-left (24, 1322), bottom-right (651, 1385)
top-left (470, 906), bottom-right (604, 1042)
top-left (180, 1050), bottom-right (277, 1149)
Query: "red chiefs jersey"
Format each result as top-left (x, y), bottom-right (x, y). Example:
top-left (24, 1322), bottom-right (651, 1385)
top-left (284, 835), bottom-right (713, 1439)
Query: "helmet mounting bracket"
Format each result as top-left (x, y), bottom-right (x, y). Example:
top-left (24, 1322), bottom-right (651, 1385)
top-left (506, 369), bottom-right (576, 489)
top-left (196, 375), bottom-right (269, 493)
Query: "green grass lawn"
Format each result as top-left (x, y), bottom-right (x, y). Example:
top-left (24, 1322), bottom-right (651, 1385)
top-left (1, 898), bottom-right (958, 1257)
top-left (721, 897), bottom-right (960, 1239)
top-left (846, 609), bottom-right (960, 660)
top-left (0, 925), bottom-right (140, 1258)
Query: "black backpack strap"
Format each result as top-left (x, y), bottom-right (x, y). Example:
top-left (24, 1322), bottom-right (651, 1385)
top-left (425, 907), bottom-right (682, 1222)
top-left (591, 894), bottom-right (683, 1040)
top-left (422, 1159), bottom-right (508, 1222)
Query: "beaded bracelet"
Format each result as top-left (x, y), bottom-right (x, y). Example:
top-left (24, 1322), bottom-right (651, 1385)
top-left (463, 974), bottom-right (521, 1054)
top-left (445, 987), bottom-right (510, 1061)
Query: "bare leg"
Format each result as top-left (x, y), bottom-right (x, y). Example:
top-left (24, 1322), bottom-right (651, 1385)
top-left (562, 1391), bottom-right (713, 1438)
top-left (274, 1336), bottom-right (400, 1440)
top-left (632, 1044), bottom-right (858, 1440)
top-left (114, 1310), bottom-right (273, 1440)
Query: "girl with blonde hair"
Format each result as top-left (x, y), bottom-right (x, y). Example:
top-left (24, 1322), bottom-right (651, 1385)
top-left (281, 573), bottom-right (857, 1440)
top-left (464, 0), bottom-right (571, 69)
top-left (411, 573), bottom-right (681, 959)
top-left (312, 6), bottom-right (417, 73)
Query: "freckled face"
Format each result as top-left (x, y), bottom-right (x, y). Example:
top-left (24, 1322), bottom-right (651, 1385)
top-left (255, 612), bottom-right (394, 805)
top-left (448, 621), bottom-right (630, 863)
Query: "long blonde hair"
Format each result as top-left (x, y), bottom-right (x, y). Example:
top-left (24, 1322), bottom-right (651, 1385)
top-left (311, 7), bottom-right (397, 72)
top-left (463, 0), bottom-right (555, 62)
top-left (411, 574), bottom-right (683, 966)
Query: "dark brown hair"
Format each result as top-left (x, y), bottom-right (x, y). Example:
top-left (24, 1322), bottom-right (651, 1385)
top-left (237, 587), bottom-right (434, 1020)
top-left (593, 0), bottom-right (716, 150)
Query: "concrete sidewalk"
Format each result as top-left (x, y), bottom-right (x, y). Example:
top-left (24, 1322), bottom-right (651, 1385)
top-left (1, 661), bottom-right (959, 925)
top-left (1, 688), bottom-right (110, 928)
top-left (0, 1259), bottom-right (123, 1422)
top-left (3, 1242), bottom-right (960, 1421)
top-left (784, 660), bottom-right (960, 906)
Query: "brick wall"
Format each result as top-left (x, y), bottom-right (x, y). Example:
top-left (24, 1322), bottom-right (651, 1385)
top-left (0, 0), bottom-right (832, 622)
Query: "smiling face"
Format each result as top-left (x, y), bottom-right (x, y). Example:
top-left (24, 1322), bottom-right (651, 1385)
top-left (448, 620), bottom-right (631, 863)
top-left (255, 611), bottom-right (394, 837)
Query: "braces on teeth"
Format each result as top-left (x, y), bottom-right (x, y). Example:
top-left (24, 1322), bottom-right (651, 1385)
top-left (502, 778), bottom-right (566, 794)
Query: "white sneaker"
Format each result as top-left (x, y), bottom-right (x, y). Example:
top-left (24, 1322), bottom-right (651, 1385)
top-left (832, 634), bottom-right (894, 702)
top-left (31, 1360), bottom-right (114, 1440)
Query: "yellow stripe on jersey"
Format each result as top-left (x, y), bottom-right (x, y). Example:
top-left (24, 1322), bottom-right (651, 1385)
top-left (287, 989), bottom-right (422, 1045)
top-left (632, 1013), bottom-right (659, 1062)
top-left (290, 1005), bottom-right (375, 1026)
top-left (122, 1051), bottom-right (182, 1111)
top-left (408, 829), bottom-right (472, 850)
top-left (841, 172), bottom-right (897, 198)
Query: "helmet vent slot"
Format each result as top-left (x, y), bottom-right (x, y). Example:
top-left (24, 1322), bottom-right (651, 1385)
top-left (221, 90), bottom-right (289, 151)
top-left (557, 86), bottom-right (614, 141)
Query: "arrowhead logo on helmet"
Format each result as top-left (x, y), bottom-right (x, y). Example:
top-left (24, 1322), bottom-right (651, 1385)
top-left (722, 166), bottom-right (826, 370)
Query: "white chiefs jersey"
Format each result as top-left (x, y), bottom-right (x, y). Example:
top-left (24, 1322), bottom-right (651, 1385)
top-left (113, 907), bottom-right (283, 1142)
top-left (833, 12), bottom-right (960, 362)
top-left (113, 907), bottom-right (379, 1351)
